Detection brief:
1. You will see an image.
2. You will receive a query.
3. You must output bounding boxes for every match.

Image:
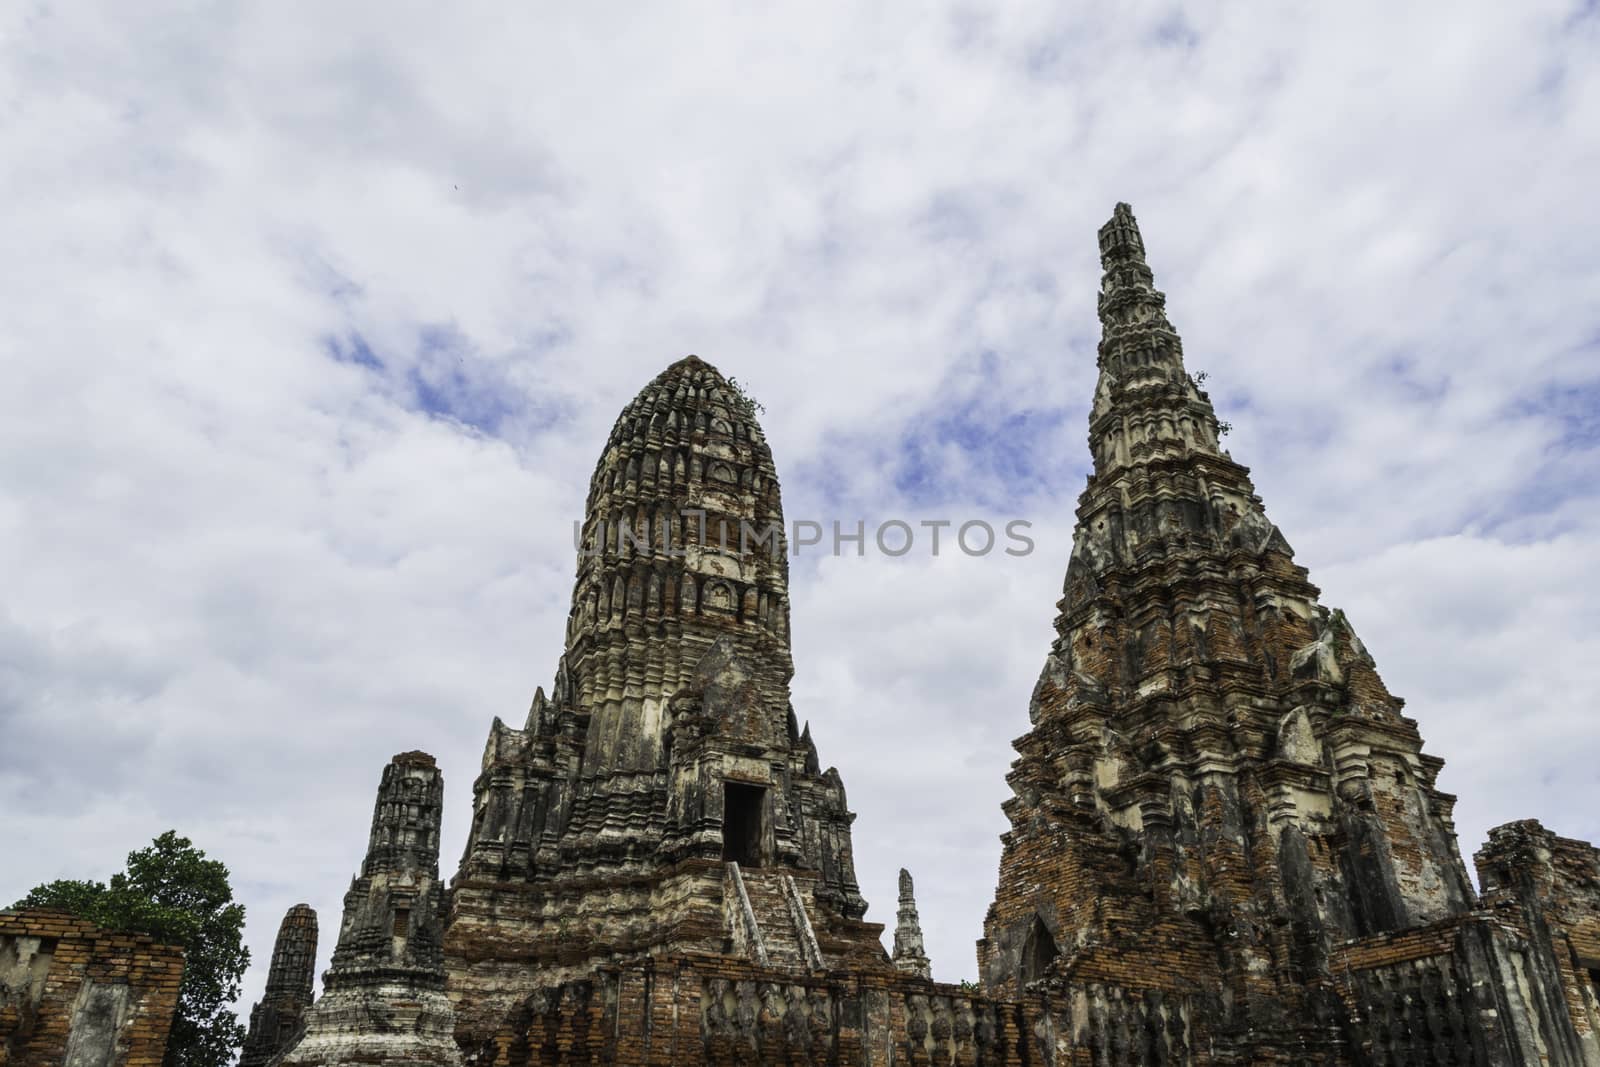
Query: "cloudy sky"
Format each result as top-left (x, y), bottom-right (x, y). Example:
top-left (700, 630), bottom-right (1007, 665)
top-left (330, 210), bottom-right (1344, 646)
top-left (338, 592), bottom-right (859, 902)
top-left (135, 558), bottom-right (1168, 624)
top-left (3, 0), bottom-right (1598, 1024)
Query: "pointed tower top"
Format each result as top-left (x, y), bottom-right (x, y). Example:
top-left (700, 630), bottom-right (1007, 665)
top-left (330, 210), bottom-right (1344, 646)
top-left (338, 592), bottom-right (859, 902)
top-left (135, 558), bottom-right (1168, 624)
top-left (263, 904), bottom-right (317, 1000)
top-left (1098, 202), bottom-right (1146, 265)
top-left (662, 353), bottom-right (711, 375)
top-left (362, 752), bottom-right (444, 878)
top-left (655, 352), bottom-right (724, 384)
top-left (238, 903), bottom-right (321, 1067)
top-left (1084, 204), bottom-right (1229, 476)
top-left (891, 867), bottom-right (931, 979)
top-left (1094, 200), bottom-right (1176, 348)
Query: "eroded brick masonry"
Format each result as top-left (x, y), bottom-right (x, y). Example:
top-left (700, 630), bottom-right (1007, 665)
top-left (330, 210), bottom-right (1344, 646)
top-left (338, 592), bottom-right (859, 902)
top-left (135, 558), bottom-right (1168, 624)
top-left (262, 205), bottom-right (1600, 1065)
top-left (0, 909), bottom-right (183, 1067)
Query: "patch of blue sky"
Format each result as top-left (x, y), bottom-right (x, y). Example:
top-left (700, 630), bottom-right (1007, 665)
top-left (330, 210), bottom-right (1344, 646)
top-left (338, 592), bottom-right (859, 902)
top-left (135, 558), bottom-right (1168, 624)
top-left (411, 324), bottom-right (576, 438)
top-left (1023, 40), bottom-right (1066, 81)
top-left (1535, 380), bottom-right (1600, 452)
top-left (893, 395), bottom-right (1074, 510)
top-left (409, 358), bottom-right (520, 437)
top-left (325, 324), bottom-right (554, 437)
top-left (324, 331), bottom-right (383, 371)
top-left (1562, 0), bottom-right (1598, 32)
top-left (1464, 379), bottom-right (1600, 540)
top-left (917, 190), bottom-right (987, 245)
top-left (407, 364), bottom-right (515, 436)
top-left (1369, 351), bottom-right (1450, 406)
top-left (1150, 12), bottom-right (1200, 50)
top-left (788, 442), bottom-right (866, 514)
top-left (1202, 374), bottom-right (1269, 445)
top-left (295, 246), bottom-right (364, 307)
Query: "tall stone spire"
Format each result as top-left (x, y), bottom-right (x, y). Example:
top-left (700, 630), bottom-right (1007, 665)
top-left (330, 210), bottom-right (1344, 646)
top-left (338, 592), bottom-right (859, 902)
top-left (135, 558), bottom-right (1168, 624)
top-left (891, 868), bottom-right (931, 979)
top-left (978, 203), bottom-right (1478, 1056)
top-left (276, 752), bottom-right (460, 1067)
top-left (1087, 202), bottom-right (1228, 480)
top-left (444, 355), bottom-right (887, 1046)
top-left (238, 904), bottom-right (317, 1067)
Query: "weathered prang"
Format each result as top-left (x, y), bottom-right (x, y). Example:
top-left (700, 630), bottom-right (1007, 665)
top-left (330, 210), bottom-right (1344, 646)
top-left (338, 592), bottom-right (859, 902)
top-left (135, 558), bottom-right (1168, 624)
top-left (441, 353), bottom-right (892, 1049)
top-left (972, 203), bottom-right (1600, 1063)
top-left (239, 903), bottom-right (317, 1067)
top-left (263, 206), bottom-right (1600, 1066)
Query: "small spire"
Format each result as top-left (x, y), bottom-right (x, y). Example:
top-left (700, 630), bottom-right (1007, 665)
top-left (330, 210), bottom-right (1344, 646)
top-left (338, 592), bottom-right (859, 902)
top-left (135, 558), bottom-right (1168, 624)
top-left (891, 867), bottom-right (932, 979)
top-left (1092, 199), bottom-right (1183, 365)
top-left (800, 722), bottom-right (820, 775)
top-left (264, 904), bottom-right (318, 1000)
top-left (1098, 201), bottom-right (1146, 265)
top-left (524, 685), bottom-right (550, 731)
top-left (1095, 201), bottom-right (1164, 328)
top-left (239, 904), bottom-right (319, 1067)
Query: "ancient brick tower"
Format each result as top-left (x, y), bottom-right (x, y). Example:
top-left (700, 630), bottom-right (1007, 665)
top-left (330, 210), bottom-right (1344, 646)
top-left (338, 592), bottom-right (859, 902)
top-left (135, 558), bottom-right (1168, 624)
top-left (443, 355), bottom-right (890, 1047)
top-left (239, 903), bottom-right (317, 1067)
top-left (975, 204), bottom-right (1599, 1063)
top-left (278, 752), bottom-right (461, 1067)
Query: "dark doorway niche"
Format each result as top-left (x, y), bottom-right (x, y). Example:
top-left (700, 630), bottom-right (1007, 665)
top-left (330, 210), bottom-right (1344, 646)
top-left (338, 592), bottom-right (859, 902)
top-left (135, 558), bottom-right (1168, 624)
top-left (722, 782), bottom-right (766, 867)
top-left (1020, 915), bottom-right (1060, 984)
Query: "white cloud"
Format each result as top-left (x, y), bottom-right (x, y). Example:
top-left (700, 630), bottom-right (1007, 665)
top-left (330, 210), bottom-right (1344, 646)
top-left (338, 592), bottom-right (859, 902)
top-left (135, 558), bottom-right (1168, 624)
top-left (1, 0), bottom-right (1596, 1014)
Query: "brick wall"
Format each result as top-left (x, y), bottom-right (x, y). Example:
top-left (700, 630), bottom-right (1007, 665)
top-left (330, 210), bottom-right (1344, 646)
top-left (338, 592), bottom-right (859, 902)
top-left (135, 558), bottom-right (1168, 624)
top-left (1476, 820), bottom-right (1600, 1064)
top-left (0, 908), bottom-right (183, 1067)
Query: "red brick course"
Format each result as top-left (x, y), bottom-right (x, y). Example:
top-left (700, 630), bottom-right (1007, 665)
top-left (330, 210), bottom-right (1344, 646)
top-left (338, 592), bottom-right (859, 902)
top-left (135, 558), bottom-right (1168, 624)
top-left (0, 908), bottom-right (183, 1067)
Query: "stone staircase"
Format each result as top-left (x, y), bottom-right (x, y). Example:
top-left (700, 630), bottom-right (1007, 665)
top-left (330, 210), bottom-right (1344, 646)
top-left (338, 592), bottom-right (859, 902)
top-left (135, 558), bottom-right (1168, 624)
top-left (723, 862), bottom-right (825, 971)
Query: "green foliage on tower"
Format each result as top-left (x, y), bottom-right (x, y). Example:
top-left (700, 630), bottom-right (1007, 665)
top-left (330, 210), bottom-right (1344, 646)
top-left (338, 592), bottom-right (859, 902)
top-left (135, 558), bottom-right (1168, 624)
top-left (725, 375), bottom-right (766, 416)
top-left (13, 830), bottom-right (251, 1067)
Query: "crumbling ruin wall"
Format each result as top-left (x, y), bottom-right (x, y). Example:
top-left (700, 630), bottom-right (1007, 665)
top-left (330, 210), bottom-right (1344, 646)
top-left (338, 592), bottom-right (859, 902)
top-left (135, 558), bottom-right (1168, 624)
top-left (0, 908), bottom-right (183, 1067)
top-left (1475, 820), bottom-right (1600, 1064)
top-left (470, 956), bottom-right (1212, 1066)
top-left (1327, 915), bottom-right (1592, 1065)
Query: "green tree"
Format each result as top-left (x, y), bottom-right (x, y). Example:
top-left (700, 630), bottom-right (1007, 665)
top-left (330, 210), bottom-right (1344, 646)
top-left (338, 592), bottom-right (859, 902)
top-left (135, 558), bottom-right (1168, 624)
top-left (13, 830), bottom-right (250, 1067)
